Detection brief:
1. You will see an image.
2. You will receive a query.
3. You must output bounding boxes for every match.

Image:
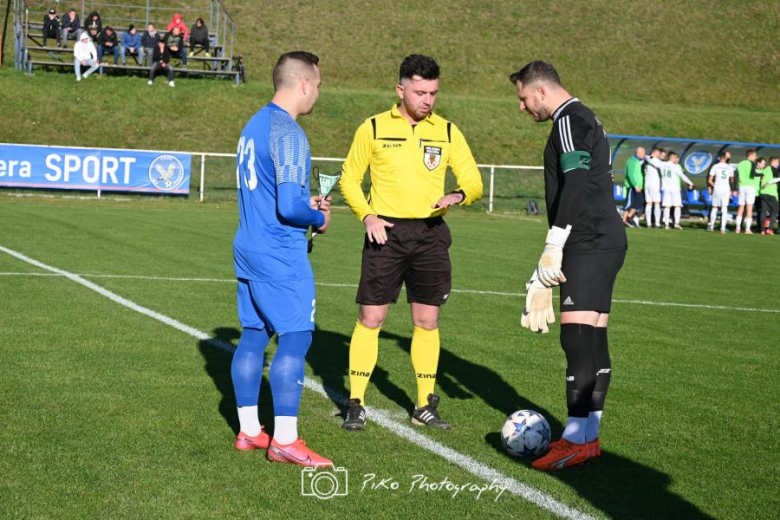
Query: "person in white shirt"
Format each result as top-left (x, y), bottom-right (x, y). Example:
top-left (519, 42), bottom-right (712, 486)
top-left (646, 151), bottom-right (694, 229)
top-left (73, 33), bottom-right (99, 82)
top-left (707, 153), bottom-right (736, 234)
top-left (643, 147), bottom-right (663, 228)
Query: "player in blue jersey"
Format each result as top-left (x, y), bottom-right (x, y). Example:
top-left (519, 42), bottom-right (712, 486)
top-left (230, 51), bottom-right (333, 467)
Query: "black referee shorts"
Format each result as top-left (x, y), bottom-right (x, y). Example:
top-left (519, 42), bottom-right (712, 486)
top-left (356, 216), bottom-right (452, 306)
top-left (559, 249), bottom-right (626, 313)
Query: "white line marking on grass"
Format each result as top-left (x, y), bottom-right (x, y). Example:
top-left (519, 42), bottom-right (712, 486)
top-left (0, 246), bottom-right (595, 520)
top-left (1, 271), bottom-right (776, 314)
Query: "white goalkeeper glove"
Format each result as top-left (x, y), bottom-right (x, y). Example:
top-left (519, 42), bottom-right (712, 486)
top-left (521, 271), bottom-right (556, 333)
top-left (536, 225), bottom-right (571, 287)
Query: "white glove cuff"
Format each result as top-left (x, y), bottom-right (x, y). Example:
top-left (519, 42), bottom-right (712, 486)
top-left (545, 225), bottom-right (572, 248)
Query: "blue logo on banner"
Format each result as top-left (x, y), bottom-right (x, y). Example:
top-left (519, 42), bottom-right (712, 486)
top-left (684, 152), bottom-right (712, 174)
top-left (149, 154), bottom-right (185, 191)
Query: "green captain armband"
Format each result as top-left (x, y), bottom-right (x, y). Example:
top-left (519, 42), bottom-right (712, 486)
top-left (560, 151), bottom-right (591, 173)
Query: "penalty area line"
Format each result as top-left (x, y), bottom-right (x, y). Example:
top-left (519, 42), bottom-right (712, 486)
top-left (0, 245), bottom-right (595, 520)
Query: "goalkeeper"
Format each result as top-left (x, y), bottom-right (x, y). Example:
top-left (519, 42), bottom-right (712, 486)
top-left (508, 61), bottom-right (627, 471)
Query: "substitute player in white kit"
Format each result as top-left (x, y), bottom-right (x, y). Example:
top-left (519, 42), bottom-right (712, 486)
top-left (707, 153), bottom-right (736, 234)
top-left (643, 147), bottom-right (663, 228)
top-left (647, 151), bottom-right (694, 229)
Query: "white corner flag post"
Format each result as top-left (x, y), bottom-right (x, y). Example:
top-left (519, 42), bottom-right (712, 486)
top-left (308, 168), bottom-right (342, 254)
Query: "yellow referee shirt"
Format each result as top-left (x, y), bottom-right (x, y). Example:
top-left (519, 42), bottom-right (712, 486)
top-left (340, 104), bottom-right (483, 222)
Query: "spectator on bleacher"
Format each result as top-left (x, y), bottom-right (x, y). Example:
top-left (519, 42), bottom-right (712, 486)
top-left (622, 146), bottom-right (645, 228)
top-left (42, 8), bottom-right (60, 48)
top-left (97, 26), bottom-right (119, 65)
top-left (59, 9), bottom-right (80, 49)
top-left (163, 26), bottom-right (187, 67)
top-left (120, 25), bottom-right (143, 65)
top-left (84, 11), bottom-right (102, 43)
top-left (166, 13), bottom-right (189, 39)
top-left (141, 24), bottom-right (161, 66)
top-left (188, 18), bottom-right (210, 57)
top-left (73, 33), bottom-right (99, 82)
top-left (758, 157), bottom-right (778, 235)
top-left (148, 39), bottom-right (175, 88)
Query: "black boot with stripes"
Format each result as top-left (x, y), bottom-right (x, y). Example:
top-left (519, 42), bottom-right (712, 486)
top-left (411, 394), bottom-right (452, 430)
top-left (342, 398), bottom-right (366, 431)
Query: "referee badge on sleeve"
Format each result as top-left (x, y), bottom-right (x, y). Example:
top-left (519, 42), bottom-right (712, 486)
top-left (424, 146), bottom-right (442, 171)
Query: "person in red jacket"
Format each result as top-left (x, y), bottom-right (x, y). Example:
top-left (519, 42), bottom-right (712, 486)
top-left (166, 13), bottom-right (189, 39)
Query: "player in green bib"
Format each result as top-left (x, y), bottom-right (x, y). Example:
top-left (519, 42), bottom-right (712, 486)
top-left (735, 149), bottom-right (761, 234)
top-left (758, 156), bottom-right (779, 235)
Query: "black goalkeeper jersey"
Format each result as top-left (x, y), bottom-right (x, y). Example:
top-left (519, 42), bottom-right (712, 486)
top-left (543, 98), bottom-right (627, 253)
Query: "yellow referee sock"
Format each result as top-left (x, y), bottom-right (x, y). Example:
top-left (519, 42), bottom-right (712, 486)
top-left (411, 326), bottom-right (440, 408)
top-left (348, 320), bottom-right (380, 404)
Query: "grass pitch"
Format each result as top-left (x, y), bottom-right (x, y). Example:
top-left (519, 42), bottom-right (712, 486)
top-left (0, 197), bottom-right (778, 519)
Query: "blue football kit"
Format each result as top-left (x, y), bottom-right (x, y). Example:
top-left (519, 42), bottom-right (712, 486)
top-left (233, 102), bottom-right (324, 334)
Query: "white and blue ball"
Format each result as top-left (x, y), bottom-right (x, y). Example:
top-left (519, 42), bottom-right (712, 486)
top-left (501, 410), bottom-right (551, 458)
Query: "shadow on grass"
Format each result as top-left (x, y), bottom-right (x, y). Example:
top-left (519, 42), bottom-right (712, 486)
top-left (199, 325), bottom-right (711, 519)
top-left (484, 431), bottom-right (713, 519)
top-left (197, 327), bottom-right (274, 437)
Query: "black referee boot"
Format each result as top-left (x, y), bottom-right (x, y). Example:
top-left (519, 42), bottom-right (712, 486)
top-left (342, 398), bottom-right (366, 431)
top-left (411, 394), bottom-right (452, 430)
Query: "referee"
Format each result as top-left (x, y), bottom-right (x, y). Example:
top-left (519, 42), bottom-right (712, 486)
top-left (340, 54), bottom-right (483, 431)
top-left (509, 61), bottom-right (627, 470)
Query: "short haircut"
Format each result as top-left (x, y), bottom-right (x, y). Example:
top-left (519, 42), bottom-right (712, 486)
top-left (273, 51), bottom-right (319, 91)
top-left (508, 61), bottom-right (563, 88)
top-left (651, 147), bottom-right (662, 153)
top-left (668, 151), bottom-right (678, 157)
top-left (746, 149), bottom-right (756, 157)
top-left (399, 54), bottom-right (440, 82)
top-left (770, 156), bottom-right (779, 163)
top-left (757, 156), bottom-right (766, 164)
top-left (718, 152), bottom-right (729, 160)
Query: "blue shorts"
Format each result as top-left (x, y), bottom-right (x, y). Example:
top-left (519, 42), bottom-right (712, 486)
top-left (237, 278), bottom-right (316, 333)
top-left (623, 188), bottom-right (645, 211)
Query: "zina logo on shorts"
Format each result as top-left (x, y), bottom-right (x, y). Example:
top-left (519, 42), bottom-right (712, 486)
top-left (149, 154), bottom-right (185, 191)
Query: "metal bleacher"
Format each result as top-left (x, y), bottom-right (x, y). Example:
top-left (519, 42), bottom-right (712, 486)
top-left (13, 0), bottom-right (245, 84)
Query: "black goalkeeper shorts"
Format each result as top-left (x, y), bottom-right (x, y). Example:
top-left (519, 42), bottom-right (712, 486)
top-left (356, 216), bottom-right (452, 306)
top-left (559, 249), bottom-right (626, 313)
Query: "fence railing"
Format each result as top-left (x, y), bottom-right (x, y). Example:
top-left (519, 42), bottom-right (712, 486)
top-left (191, 153), bottom-right (543, 213)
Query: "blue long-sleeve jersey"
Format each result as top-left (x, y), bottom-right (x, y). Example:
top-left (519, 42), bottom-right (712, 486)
top-left (233, 103), bottom-right (324, 282)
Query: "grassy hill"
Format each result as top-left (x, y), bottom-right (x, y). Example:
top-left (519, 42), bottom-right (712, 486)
top-left (1, 0), bottom-right (778, 165)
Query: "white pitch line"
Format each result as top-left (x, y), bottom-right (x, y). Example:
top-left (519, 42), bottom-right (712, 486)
top-left (1, 271), bottom-right (778, 314)
top-left (0, 246), bottom-right (595, 520)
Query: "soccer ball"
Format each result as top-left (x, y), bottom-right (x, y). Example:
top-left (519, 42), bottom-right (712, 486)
top-left (501, 410), bottom-right (551, 458)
